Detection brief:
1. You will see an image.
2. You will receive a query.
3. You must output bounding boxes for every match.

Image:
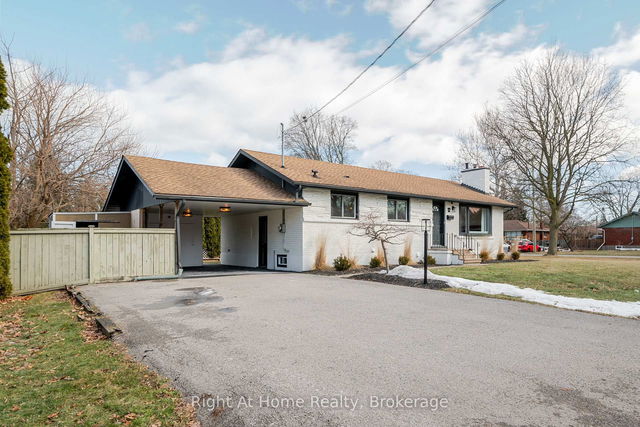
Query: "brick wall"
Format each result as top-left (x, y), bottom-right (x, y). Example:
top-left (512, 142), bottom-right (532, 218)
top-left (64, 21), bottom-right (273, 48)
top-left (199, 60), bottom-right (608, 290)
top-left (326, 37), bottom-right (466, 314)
top-left (604, 227), bottom-right (640, 246)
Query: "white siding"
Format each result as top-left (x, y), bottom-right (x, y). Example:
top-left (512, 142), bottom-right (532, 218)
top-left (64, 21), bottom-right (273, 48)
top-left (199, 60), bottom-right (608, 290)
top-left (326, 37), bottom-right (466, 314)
top-left (300, 188), bottom-right (506, 267)
top-left (301, 188), bottom-right (429, 270)
top-left (447, 202), bottom-right (504, 256)
top-left (221, 207), bottom-right (304, 271)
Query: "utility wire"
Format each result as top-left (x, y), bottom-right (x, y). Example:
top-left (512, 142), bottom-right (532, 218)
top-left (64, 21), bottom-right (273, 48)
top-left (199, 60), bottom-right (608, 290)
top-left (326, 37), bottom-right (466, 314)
top-left (334, 0), bottom-right (507, 116)
top-left (286, 0), bottom-right (437, 131)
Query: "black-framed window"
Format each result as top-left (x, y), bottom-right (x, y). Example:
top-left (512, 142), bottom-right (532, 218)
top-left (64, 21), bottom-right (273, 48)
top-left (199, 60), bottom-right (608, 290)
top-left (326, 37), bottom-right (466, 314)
top-left (459, 205), bottom-right (491, 234)
top-left (387, 198), bottom-right (408, 221)
top-left (331, 193), bottom-right (357, 218)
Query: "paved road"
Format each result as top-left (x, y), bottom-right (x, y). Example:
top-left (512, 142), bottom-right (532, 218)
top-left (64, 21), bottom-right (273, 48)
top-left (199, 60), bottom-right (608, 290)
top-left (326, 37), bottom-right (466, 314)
top-left (83, 274), bottom-right (640, 426)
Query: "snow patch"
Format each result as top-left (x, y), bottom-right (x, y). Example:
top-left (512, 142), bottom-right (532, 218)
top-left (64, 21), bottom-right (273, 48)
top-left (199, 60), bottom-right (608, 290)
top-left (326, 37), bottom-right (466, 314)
top-left (384, 266), bottom-right (640, 318)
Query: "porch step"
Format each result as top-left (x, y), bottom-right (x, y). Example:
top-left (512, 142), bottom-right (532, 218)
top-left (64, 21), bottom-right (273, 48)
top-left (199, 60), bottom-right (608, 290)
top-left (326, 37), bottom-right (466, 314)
top-left (451, 249), bottom-right (480, 264)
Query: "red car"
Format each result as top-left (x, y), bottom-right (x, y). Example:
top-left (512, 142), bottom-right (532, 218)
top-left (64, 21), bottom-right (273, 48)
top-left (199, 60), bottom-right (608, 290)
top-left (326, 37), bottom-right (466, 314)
top-left (517, 240), bottom-right (541, 252)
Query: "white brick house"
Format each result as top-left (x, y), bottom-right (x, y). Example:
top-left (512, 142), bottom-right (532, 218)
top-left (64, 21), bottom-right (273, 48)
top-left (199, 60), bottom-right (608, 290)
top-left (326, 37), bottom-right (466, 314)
top-left (103, 149), bottom-right (515, 271)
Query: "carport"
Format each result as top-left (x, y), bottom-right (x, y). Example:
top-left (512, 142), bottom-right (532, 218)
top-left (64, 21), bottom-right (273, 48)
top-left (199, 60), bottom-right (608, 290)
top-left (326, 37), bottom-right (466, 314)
top-left (102, 155), bottom-right (308, 273)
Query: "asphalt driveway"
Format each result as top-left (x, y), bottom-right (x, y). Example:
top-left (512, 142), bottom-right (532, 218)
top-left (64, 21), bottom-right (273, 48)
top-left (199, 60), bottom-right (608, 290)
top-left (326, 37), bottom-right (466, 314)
top-left (82, 273), bottom-right (640, 426)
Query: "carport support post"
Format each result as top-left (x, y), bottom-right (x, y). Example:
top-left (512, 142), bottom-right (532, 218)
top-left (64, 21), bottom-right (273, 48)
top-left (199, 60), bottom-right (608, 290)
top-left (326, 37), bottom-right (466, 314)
top-left (175, 200), bottom-right (184, 275)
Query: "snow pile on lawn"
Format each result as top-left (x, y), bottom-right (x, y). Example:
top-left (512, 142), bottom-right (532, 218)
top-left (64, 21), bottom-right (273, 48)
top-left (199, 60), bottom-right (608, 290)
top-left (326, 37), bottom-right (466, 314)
top-left (384, 266), bottom-right (640, 318)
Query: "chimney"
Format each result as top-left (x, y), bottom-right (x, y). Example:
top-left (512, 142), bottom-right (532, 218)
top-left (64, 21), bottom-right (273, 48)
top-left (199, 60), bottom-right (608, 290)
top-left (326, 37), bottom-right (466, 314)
top-left (461, 164), bottom-right (490, 193)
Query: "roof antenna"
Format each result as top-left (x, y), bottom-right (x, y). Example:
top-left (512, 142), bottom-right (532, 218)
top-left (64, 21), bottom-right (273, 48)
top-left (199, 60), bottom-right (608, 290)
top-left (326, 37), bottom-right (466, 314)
top-left (280, 123), bottom-right (285, 168)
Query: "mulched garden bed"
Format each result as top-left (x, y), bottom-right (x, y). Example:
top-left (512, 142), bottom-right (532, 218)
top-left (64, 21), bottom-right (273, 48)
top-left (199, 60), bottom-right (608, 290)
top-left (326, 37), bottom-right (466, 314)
top-left (306, 266), bottom-right (385, 276)
top-left (348, 272), bottom-right (450, 290)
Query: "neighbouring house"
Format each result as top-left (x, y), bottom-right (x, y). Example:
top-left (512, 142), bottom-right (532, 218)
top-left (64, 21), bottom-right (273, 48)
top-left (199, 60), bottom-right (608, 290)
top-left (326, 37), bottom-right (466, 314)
top-left (49, 211), bottom-right (131, 228)
top-left (599, 212), bottom-right (640, 247)
top-left (100, 149), bottom-right (515, 271)
top-left (503, 220), bottom-right (550, 243)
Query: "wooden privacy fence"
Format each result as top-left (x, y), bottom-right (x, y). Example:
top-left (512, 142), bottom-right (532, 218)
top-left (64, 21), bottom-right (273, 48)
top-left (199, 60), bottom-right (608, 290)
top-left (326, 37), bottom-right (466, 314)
top-left (10, 228), bottom-right (176, 295)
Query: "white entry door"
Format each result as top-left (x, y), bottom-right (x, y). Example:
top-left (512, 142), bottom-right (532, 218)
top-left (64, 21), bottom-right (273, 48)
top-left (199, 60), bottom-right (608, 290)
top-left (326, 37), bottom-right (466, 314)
top-left (179, 215), bottom-right (203, 267)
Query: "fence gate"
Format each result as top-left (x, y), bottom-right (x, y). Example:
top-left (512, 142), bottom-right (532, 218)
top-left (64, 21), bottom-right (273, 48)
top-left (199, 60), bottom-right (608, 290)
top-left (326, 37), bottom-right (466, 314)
top-left (9, 228), bottom-right (176, 295)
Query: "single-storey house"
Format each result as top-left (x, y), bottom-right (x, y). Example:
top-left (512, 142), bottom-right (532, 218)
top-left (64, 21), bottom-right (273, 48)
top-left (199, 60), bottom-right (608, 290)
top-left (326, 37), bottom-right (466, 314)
top-left (102, 149), bottom-right (515, 271)
top-left (503, 220), bottom-right (549, 242)
top-left (599, 212), bottom-right (639, 247)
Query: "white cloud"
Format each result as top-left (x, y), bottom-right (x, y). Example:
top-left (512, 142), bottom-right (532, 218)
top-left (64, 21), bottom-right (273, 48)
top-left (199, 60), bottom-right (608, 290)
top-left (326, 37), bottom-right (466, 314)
top-left (108, 5), bottom-right (640, 173)
top-left (365, 0), bottom-right (493, 49)
top-left (175, 12), bottom-right (206, 34)
top-left (109, 21), bottom-right (541, 169)
top-left (592, 26), bottom-right (640, 68)
top-left (124, 22), bottom-right (153, 42)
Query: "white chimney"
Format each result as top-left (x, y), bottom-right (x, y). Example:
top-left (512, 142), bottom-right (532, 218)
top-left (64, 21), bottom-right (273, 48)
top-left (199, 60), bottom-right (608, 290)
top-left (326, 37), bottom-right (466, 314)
top-left (461, 164), bottom-right (490, 193)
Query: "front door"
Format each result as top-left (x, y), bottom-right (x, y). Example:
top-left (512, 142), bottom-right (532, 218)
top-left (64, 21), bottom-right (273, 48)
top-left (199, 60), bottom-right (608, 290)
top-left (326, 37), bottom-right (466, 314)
top-left (432, 201), bottom-right (445, 246)
top-left (258, 216), bottom-right (268, 268)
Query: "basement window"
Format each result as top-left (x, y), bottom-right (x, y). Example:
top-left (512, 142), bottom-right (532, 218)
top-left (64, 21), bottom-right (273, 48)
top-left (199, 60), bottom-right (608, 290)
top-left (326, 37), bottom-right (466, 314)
top-left (331, 192), bottom-right (357, 219)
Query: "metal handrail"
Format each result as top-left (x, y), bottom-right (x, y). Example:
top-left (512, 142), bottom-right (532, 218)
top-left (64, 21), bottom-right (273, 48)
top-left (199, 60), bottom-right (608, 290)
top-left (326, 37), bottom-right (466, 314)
top-left (439, 233), bottom-right (480, 262)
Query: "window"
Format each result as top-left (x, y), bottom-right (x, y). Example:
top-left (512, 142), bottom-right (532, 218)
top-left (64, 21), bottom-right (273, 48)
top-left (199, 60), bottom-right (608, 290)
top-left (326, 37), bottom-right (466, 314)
top-left (331, 193), bottom-right (357, 218)
top-left (459, 205), bottom-right (491, 234)
top-left (387, 198), bottom-right (408, 221)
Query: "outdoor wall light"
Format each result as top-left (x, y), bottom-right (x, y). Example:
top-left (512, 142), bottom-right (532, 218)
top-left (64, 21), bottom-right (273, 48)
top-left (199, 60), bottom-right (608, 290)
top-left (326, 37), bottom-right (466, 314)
top-left (182, 208), bottom-right (192, 217)
top-left (219, 205), bottom-right (231, 213)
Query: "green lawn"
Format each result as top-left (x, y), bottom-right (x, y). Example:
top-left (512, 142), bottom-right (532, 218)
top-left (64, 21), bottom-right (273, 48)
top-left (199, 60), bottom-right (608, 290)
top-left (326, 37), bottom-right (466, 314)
top-left (0, 292), bottom-right (194, 426)
top-left (433, 256), bottom-right (640, 302)
top-left (556, 250), bottom-right (640, 257)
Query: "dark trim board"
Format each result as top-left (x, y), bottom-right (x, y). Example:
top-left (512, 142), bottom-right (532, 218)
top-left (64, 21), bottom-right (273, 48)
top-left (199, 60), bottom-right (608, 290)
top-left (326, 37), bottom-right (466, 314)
top-left (258, 216), bottom-right (268, 268)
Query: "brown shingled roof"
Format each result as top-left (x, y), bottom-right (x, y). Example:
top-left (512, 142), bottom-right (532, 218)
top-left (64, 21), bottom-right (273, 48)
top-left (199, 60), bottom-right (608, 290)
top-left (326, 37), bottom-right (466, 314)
top-left (124, 155), bottom-right (306, 204)
top-left (239, 149), bottom-right (516, 207)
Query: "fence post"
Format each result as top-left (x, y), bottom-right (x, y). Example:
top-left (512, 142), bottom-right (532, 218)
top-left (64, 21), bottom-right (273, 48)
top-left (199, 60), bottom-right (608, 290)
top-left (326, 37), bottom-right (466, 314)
top-left (88, 226), bottom-right (95, 284)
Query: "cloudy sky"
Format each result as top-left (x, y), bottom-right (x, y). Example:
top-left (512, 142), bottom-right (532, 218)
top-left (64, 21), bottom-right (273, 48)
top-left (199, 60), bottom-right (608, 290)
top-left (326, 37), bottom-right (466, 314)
top-left (1, 0), bottom-right (640, 178)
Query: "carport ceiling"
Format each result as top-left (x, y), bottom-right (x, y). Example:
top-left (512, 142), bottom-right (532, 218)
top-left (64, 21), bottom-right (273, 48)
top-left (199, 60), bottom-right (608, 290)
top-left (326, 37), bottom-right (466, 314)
top-left (148, 200), bottom-right (291, 217)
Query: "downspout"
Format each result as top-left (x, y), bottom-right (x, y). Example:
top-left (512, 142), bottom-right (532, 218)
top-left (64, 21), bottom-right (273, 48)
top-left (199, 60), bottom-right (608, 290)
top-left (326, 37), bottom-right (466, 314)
top-left (596, 229), bottom-right (605, 251)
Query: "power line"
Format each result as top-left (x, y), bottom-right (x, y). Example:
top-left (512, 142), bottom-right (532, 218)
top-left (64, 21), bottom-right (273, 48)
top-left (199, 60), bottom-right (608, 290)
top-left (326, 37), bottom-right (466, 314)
top-left (333, 0), bottom-right (507, 116)
top-left (287, 0), bottom-right (437, 130)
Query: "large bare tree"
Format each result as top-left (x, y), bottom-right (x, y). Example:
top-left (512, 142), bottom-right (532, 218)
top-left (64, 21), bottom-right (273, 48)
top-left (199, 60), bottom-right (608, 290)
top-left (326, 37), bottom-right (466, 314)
top-left (2, 52), bottom-right (139, 228)
top-left (590, 173), bottom-right (640, 221)
top-left (481, 49), bottom-right (628, 255)
top-left (284, 108), bottom-right (357, 164)
top-left (454, 126), bottom-right (528, 221)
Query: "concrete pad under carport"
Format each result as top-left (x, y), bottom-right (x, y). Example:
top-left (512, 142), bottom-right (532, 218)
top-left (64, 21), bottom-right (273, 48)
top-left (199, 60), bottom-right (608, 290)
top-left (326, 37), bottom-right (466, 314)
top-left (180, 264), bottom-right (278, 279)
top-left (82, 273), bottom-right (640, 426)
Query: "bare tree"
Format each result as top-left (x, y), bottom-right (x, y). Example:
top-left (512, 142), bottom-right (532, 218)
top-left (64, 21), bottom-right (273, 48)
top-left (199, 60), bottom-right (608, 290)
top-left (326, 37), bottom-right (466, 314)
top-left (454, 125), bottom-right (529, 221)
top-left (349, 209), bottom-right (412, 273)
top-left (590, 174), bottom-right (640, 221)
top-left (455, 128), bottom-right (512, 199)
top-left (284, 108), bottom-right (357, 164)
top-left (2, 51), bottom-right (139, 228)
top-left (369, 160), bottom-right (412, 174)
top-left (481, 49), bottom-right (629, 255)
top-left (558, 212), bottom-right (594, 251)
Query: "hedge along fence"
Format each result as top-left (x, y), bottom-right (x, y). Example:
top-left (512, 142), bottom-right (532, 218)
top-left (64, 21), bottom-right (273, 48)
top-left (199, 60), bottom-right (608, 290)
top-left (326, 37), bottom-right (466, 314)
top-left (9, 228), bottom-right (176, 295)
